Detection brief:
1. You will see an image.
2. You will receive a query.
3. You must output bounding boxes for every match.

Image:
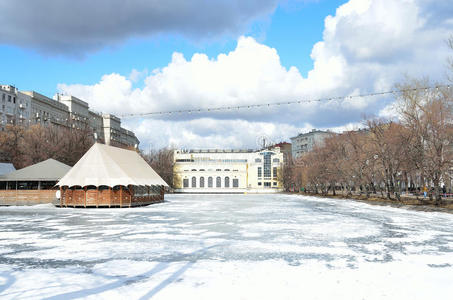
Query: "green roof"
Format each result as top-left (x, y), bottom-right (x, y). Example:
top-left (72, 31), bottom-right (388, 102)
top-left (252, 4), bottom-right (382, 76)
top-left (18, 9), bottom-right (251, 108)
top-left (0, 159), bottom-right (71, 181)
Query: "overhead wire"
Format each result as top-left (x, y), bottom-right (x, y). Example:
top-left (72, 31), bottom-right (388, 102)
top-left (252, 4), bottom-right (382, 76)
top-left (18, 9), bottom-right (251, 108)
top-left (120, 85), bottom-right (450, 118)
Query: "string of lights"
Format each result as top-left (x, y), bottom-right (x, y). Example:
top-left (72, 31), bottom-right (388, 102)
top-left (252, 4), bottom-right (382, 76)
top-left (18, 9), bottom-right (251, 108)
top-left (120, 85), bottom-right (451, 118)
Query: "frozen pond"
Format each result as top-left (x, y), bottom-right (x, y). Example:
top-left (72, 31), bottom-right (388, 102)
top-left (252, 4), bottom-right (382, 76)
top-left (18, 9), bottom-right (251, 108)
top-left (1, 194), bottom-right (453, 299)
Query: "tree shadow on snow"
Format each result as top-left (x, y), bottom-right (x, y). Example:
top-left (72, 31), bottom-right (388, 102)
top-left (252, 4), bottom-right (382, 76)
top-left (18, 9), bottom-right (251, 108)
top-left (43, 244), bottom-right (220, 300)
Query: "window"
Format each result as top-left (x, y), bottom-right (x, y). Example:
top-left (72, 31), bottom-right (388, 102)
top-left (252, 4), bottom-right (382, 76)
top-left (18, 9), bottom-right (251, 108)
top-left (200, 177), bottom-right (205, 188)
top-left (191, 169), bottom-right (197, 171)
top-left (263, 153), bottom-right (272, 178)
top-left (199, 169), bottom-right (205, 171)
top-left (273, 158), bottom-right (280, 163)
top-left (225, 177), bottom-right (230, 188)
top-left (273, 182), bottom-right (277, 186)
top-left (192, 176), bottom-right (197, 188)
top-left (255, 158), bottom-right (262, 163)
top-left (7, 95), bottom-right (11, 102)
top-left (208, 177), bottom-right (213, 188)
top-left (264, 182), bottom-right (271, 187)
top-left (258, 167), bottom-right (262, 177)
top-left (183, 179), bottom-right (189, 188)
top-left (273, 167), bottom-right (277, 178)
top-left (13, 97), bottom-right (15, 104)
top-left (216, 169), bottom-right (221, 171)
top-left (224, 169), bottom-right (230, 171)
top-left (258, 182), bottom-right (262, 186)
top-left (216, 176), bottom-right (221, 188)
top-left (233, 179), bottom-right (239, 188)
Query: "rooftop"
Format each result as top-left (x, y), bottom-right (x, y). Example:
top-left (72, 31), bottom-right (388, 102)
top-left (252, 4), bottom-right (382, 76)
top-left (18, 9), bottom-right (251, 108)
top-left (0, 159), bottom-right (71, 181)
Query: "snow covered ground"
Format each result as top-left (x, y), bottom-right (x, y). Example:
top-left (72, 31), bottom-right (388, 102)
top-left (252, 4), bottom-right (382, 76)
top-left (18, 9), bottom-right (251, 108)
top-left (0, 194), bottom-right (453, 299)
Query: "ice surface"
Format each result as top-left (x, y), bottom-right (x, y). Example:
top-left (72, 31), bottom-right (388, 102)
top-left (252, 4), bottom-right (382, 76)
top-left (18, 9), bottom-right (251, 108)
top-left (1, 194), bottom-right (453, 299)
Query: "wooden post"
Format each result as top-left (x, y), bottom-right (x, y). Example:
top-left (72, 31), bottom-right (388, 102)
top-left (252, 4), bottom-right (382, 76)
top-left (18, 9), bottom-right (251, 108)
top-left (129, 185), bottom-right (132, 208)
top-left (109, 186), bottom-right (111, 208)
top-left (84, 187), bottom-right (87, 208)
top-left (60, 186), bottom-right (63, 207)
top-left (120, 185), bottom-right (123, 208)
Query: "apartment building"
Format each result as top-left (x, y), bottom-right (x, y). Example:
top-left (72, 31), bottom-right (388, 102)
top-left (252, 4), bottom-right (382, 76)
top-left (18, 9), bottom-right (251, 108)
top-left (173, 147), bottom-right (284, 193)
top-left (101, 114), bottom-right (138, 147)
top-left (1, 84), bottom-right (139, 148)
top-left (0, 85), bottom-right (31, 128)
top-left (24, 91), bottom-right (69, 127)
top-left (290, 129), bottom-right (332, 158)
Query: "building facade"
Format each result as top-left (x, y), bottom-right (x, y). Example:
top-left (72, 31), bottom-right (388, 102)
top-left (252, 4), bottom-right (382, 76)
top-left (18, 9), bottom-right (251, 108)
top-left (0, 84), bottom-right (139, 147)
top-left (173, 147), bottom-right (284, 193)
top-left (0, 85), bottom-right (31, 128)
top-left (290, 129), bottom-right (332, 158)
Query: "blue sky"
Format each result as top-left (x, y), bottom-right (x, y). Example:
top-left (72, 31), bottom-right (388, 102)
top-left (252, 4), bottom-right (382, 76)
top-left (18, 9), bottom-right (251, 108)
top-left (0, 0), bottom-right (344, 97)
top-left (1, 0), bottom-right (452, 149)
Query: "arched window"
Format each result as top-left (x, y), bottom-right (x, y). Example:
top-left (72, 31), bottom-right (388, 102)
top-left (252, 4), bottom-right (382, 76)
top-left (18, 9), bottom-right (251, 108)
top-left (225, 177), bottom-right (230, 188)
top-left (192, 176), bottom-right (196, 188)
top-left (233, 179), bottom-right (239, 188)
top-left (183, 178), bottom-right (189, 188)
top-left (208, 177), bottom-right (213, 188)
top-left (216, 176), bottom-right (221, 188)
top-left (200, 177), bottom-right (205, 188)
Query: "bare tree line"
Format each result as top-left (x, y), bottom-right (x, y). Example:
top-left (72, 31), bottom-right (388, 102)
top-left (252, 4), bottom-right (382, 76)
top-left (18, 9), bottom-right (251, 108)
top-left (141, 148), bottom-right (175, 187)
top-left (0, 122), bottom-right (94, 168)
top-left (283, 36), bottom-right (453, 205)
top-left (287, 81), bottom-right (453, 205)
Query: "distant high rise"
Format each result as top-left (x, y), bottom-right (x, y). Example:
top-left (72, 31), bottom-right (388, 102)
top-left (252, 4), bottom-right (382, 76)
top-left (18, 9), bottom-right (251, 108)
top-left (290, 129), bottom-right (332, 158)
top-left (0, 85), bottom-right (31, 128)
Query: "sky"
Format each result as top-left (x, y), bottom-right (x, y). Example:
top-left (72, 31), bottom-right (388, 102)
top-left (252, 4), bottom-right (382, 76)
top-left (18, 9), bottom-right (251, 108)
top-left (1, 0), bottom-right (452, 149)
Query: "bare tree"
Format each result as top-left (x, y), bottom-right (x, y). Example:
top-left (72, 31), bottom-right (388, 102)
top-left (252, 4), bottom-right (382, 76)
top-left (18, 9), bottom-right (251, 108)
top-left (397, 80), bottom-right (453, 204)
top-left (142, 148), bottom-right (175, 187)
top-left (0, 124), bottom-right (25, 167)
top-left (448, 35), bottom-right (453, 82)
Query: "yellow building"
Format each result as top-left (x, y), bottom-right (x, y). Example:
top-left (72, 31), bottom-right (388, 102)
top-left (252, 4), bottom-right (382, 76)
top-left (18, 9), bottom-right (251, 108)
top-left (173, 147), bottom-right (284, 193)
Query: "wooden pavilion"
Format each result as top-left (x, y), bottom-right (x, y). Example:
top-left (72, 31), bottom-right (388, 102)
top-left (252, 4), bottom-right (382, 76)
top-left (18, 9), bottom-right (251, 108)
top-left (0, 159), bottom-right (71, 205)
top-left (56, 143), bottom-right (169, 208)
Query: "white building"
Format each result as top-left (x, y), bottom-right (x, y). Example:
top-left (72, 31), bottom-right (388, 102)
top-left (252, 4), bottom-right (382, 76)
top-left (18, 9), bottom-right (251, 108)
top-left (1, 84), bottom-right (139, 147)
top-left (290, 129), bottom-right (332, 158)
top-left (101, 114), bottom-right (138, 147)
top-left (173, 148), bottom-right (284, 193)
top-left (0, 85), bottom-right (31, 130)
top-left (25, 90), bottom-right (69, 126)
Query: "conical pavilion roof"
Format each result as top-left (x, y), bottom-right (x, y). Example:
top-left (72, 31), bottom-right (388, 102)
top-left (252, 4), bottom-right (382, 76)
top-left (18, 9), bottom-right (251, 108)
top-left (57, 143), bottom-right (169, 188)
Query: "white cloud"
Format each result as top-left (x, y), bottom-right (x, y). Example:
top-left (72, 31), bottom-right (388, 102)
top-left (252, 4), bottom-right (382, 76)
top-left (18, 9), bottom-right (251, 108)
top-left (128, 118), bottom-right (311, 149)
top-left (129, 69), bottom-right (149, 83)
top-left (58, 0), bottom-right (453, 148)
